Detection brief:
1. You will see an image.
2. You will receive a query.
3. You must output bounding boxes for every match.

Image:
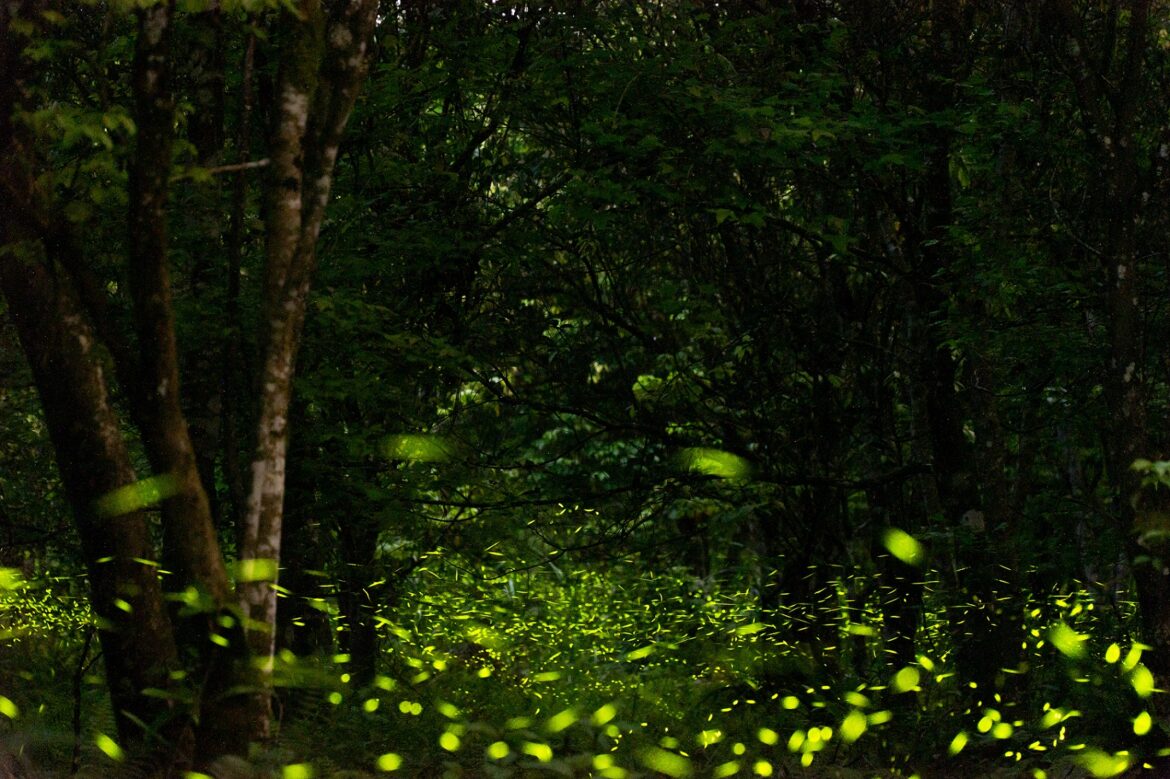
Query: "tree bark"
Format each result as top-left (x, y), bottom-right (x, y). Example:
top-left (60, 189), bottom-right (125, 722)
top-left (2, 0), bottom-right (378, 766)
top-left (0, 250), bottom-right (193, 767)
top-left (1, 5), bottom-right (194, 764)
top-left (237, 0), bottom-right (379, 738)
top-left (127, 1), bottom-right (234, 607)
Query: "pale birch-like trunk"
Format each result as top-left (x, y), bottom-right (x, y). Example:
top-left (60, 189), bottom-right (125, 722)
top-left (2, 0), bottom-right (376, 765)
top-left (237, 0), bottom-right (379, 737)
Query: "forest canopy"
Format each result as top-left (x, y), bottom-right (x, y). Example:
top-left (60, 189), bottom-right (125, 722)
top-left (4, 1), bottom-right (1170, 777)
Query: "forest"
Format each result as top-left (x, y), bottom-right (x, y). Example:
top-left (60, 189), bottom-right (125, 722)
top-left (5, 1), bottom-right (1170, 777)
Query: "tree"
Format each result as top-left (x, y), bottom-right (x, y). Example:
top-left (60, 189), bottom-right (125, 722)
top-left (0, 0), bottom-right (376, 768)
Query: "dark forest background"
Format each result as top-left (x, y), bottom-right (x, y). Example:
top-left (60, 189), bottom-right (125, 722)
top-left (4, 2), bottom-right (1170, 777)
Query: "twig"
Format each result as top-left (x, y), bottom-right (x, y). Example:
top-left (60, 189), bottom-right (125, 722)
top-left (203, 158), bottom-right (270, 175)
top-left (170, 158), bottom-right (271, 183)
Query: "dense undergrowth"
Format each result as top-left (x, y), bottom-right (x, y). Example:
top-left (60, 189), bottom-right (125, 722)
top-left (0, 561), bottom-right (1162, 778)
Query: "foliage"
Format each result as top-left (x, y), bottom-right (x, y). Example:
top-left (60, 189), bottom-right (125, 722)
top-left (1, 560), bottom-right (1164, 776)
top-left (7, 0), bottom-right (1170, 776)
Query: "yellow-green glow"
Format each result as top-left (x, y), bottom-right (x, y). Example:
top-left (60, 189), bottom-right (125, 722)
top-left (376, 753), bottom-right (402, 771)
top-left (1076, 749), bottom-right (1130, 778)
top-left (232, 558), bottom-right (279, 582)
top-left (0, 696), bottom-right (18, 719)
top-left (697, 729), bottom-right (723, 747)
top-left (1131, 664), bottom-right (1155, 698)
top-left (593, 703), bottom-right (617, 725)
top-left (882, 528), bottom-right (925, 567)
top-left (892, 666), bottom-right (920, 692)
top-left (487, 742), bottom-right (510, 760)
top-left (843, 691), bottom-right (869, 708)
top-left (0, 568), bottom-right (25, 591)
top-left (383, 434), bottom-right (453, 462)
top-left (546, 708), bottom-right (577, 733)
top-left (840, 710), bottom-right (867, 743)
top-left (521, 742), bottom-right (553, 762)
top-left (94, 473), bottom-right (180, 518)
top-left (638, 746), bottom-right (692, 778)
top-left (281, 765), bottom-right (313, 779)
top-left (95, 733), bottom-right (124, 761)
top-left (626, 644), bottom-right (654, 660)
top-left (1049, 622), bottom-right (1087, 659)
top-left (678, 447), bottom-right (751, 479)
top-left (1039, 709), bottom-right (1063, 729)
top-left (1123, 643), bottom-right (1149, 671)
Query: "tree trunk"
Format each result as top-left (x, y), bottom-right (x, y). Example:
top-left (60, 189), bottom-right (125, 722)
top-left (236, 0), bottom-right (379, 739)
top-left (2, 0), bottom-right (378, 767)
top-left (1046, 0), bottom-right (1170, 709)
top-left (0, 252), bottom-right (193, 768)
